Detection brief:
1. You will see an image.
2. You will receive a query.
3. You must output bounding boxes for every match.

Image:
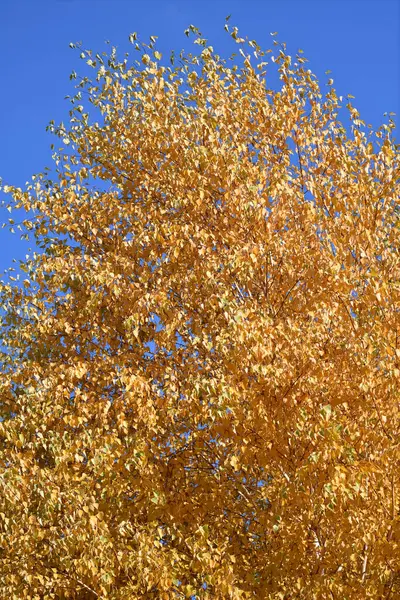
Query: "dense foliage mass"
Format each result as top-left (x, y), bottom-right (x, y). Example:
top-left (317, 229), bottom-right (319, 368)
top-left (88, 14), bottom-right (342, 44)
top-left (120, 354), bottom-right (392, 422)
top-left (1, 24), bottom-right (400, 599)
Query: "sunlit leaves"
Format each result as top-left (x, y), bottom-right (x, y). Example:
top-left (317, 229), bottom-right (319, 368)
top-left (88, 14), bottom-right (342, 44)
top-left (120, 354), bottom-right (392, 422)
top-left (1, 22), bottom-right (400, 600)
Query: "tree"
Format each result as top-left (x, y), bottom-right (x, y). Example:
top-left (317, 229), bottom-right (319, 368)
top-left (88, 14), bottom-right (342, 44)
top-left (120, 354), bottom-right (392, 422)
top-left (1, 23), bottom-right (400, 599)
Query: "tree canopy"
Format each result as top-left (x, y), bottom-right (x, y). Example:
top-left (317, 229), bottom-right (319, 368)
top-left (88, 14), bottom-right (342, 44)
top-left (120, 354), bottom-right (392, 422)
top-left (1, 24), bottom-right (400, 599)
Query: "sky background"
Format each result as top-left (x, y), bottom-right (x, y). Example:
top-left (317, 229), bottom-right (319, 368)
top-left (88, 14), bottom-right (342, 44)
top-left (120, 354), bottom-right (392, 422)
top-left (1, 0), bottom-right (399, 272)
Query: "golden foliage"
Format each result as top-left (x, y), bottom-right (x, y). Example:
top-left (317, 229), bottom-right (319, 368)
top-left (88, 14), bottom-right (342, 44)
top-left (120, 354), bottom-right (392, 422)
top-left (1, 24), bottom-right (400, 599)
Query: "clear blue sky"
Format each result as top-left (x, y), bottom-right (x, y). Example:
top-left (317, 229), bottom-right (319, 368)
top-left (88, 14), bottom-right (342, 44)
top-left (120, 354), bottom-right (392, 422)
top-left (1, 0), bottom-right (399, 272)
